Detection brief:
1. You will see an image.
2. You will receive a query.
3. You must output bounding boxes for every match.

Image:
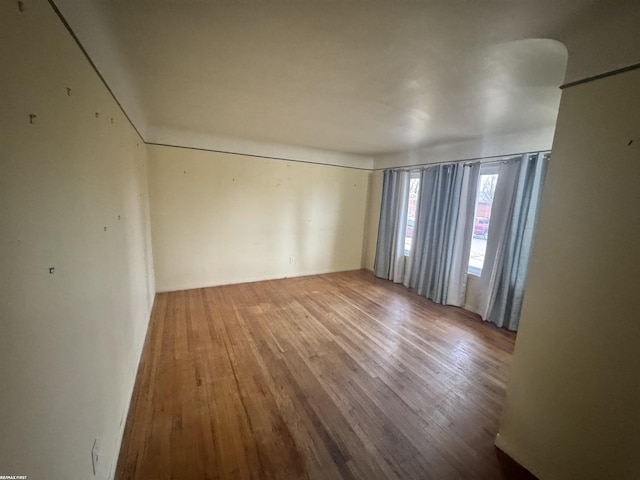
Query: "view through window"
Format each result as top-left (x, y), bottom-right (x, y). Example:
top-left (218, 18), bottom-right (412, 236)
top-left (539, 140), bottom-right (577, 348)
top-left (404, 173), bottom-right (420, 255)
top-left (468, 168), bottom-right (499, 275)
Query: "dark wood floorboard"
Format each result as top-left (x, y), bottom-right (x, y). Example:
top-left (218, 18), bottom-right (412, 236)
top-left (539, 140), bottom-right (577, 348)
top-left (115, 270), bottom-right (536, 480)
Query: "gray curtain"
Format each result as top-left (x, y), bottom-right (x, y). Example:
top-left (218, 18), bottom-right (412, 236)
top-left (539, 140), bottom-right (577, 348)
top-left (407, 163), bottom-right (471, 304)
top-left (445, 162), bottom-right (480, 306)
top-left (480, 153), bottom-right (549, 330)
top-left (374, 169), bottom-right (410, 282)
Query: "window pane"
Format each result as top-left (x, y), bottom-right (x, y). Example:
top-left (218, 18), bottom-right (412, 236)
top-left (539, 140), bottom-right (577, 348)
top-left (468, 173), bottom-right (498, 275)
top-left (404, 176), bottom-right (420, 255)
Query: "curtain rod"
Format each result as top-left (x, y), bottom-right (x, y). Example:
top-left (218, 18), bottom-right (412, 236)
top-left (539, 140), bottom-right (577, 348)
top-left (376, 150), bottom-right (550, 172)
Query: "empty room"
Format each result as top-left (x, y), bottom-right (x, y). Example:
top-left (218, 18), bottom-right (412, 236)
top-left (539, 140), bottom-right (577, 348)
top-left (2, 1), bottom-right (639, 479)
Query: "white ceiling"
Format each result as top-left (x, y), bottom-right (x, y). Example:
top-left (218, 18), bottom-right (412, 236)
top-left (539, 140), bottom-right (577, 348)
top-left (53, 0), bottom-right (639, 162)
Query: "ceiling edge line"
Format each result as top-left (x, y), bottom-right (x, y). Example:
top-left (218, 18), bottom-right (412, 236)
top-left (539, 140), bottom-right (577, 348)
top-left (146, 142), bottom-right (374, 171)
top-left (560, 62), bottom-right (640, 90)
top-left (47, 0), bottom-right (145, 142)
top-left (47, 0), bottom-right (374, 169)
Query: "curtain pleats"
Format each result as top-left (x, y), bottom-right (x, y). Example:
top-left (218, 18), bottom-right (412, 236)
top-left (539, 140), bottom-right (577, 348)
top-left (374, 169), bottom-right (410, 282)
top-left (446, 163), bottom-right (480, 306)
top-left (406, 163), bottom-right (472, 304)
top-left (482, 153), bottom-right (549, 330)
top-left (373, 153), bottom-right (548, 331)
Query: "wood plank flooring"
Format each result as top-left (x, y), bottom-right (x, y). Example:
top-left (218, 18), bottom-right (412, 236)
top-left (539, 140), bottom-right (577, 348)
top-left (115, 270), bottom-right (535, 480)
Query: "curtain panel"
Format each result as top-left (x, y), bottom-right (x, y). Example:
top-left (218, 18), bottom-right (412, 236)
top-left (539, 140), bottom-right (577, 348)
top-left (406, 163), bottom-right (478, 305)
top-left (477, 153), bottom-right (550, 330)
top-left (373, 169), bottom-right (410, 283)
top-left (445, 162), bottom-right (480, 306)
top-left (373, 152), bottom-right (548, 331)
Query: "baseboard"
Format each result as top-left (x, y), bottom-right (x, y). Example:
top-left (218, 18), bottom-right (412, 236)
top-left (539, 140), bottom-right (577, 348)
top-left (155, 267), bottom-right (366, 293)
top-left (108, 300), bottom-right (155, 480)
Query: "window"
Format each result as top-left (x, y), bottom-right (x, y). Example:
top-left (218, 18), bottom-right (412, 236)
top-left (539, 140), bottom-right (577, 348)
top-left (404, 173), bottom-right (420, 255)
top-left (468, 166), bottom-right (499, 275)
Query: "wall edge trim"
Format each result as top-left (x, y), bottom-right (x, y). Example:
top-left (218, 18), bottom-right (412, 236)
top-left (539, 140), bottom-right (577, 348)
top-left (47, 0), bottom-right (145, 142)
top-left (560, 62), bottom-right (640, 90)
top-left (147, 142), bottom-right (374, 171)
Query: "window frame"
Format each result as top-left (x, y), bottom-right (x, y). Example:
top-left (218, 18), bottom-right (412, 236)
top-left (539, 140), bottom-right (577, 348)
top-left (467, 164), bottom-right (500, 276)
top-left (403, 171), bottom-right (421, 256)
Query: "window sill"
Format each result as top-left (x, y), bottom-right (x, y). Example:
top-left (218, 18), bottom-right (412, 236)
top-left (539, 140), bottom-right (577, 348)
top-left (467, 266), bottom-right (482, 277)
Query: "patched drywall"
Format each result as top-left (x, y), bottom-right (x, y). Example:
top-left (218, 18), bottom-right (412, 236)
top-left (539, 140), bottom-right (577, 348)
top-left (148, 145), bottom-right (369, 292)
top-left (0, 1), bottom-right (154, 478)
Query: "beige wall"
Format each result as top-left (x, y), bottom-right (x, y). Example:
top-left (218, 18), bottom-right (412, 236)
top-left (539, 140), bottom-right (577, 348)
top-left (148, 145), bottom-right (369, 291)
top-left (362, 170), bottom-right (383, 271)
top-left (0, 2), bottom-right (154, 479)
top-left (496, 69), bottom-right (640, 479)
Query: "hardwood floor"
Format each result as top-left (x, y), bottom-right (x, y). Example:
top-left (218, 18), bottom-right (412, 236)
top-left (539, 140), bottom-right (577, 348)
top-left (115, 270), bottom-right (535, 479)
